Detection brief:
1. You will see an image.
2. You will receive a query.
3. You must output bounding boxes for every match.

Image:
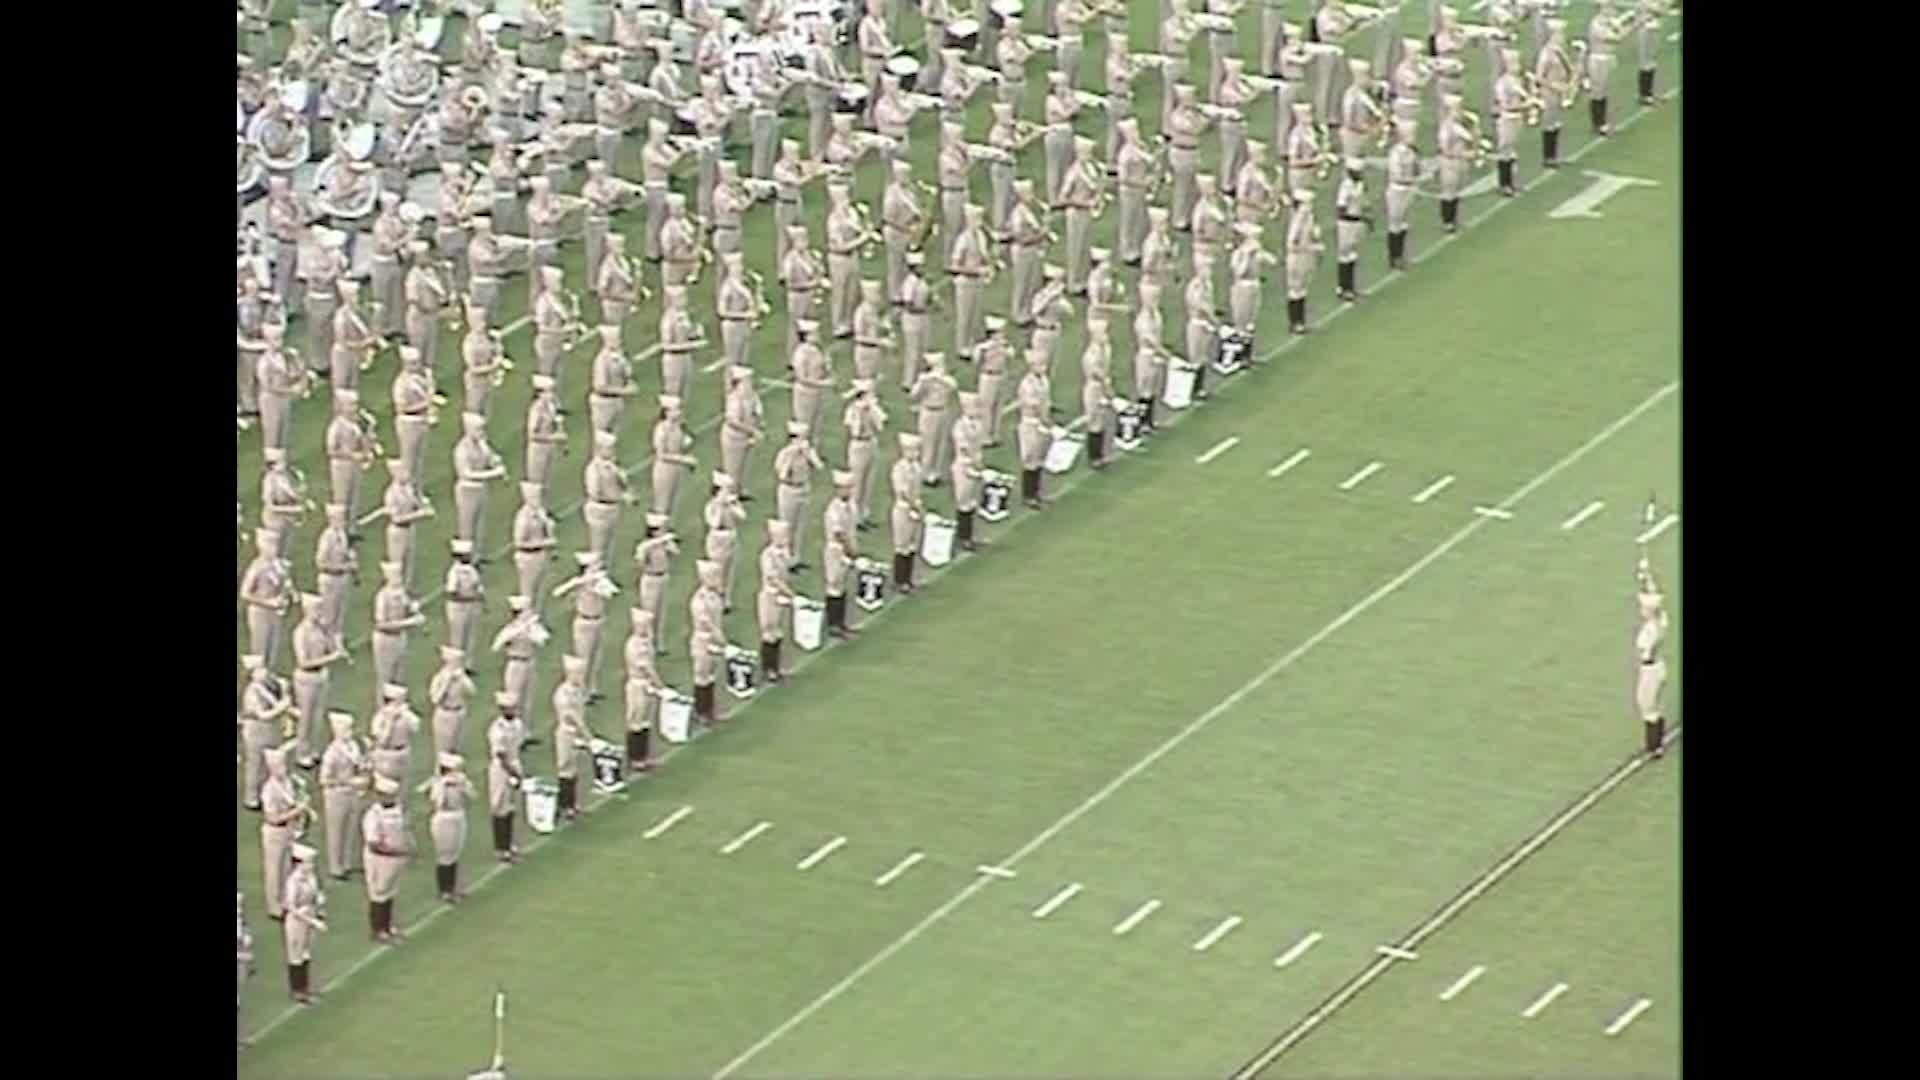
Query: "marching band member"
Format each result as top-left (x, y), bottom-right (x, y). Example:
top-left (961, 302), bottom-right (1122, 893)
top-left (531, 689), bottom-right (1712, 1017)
top-left (1101, 33), bottom-right (1142, 171)
top-left (1008, 178), bottom-right (1050, 324)
top-left (912, 351), bottom-right (961, 484)
top-left (634, 515), bottom-right (680, 655)
top-left (721, 366), bottom-right (766, 495)
top-left (882, 160), bottom-right (927, 305)
top-left (301, 228), bottom-right (349, 379)
top-left (1055, 0), bottom-right (1093, 87)
top-left (1392, 35), bottom-right (1433, 127)
top-left (1159, 0), bottom-right (1203, 133)
top-left (236, 272), bottom-right (270, 427)
top-left (857, 0), bottom-right (895, 124)
top-left (1165, 84), bottom-right (1212, 230)
top-left (1284, 188), bottom-right (1323, 334)
top-left (1030, 264), bottom-right (1075, 381)
top-left (524, 377), bottom-right (567, 493)
top-left (259, 449), bottom-right (309, 560)
top-left (649, 396), bottom-right (701, 520)
top-left (434, 164), bottom-right (476, 290)
top-left (994, 17), bottom-right (1036, 109)
top-left (1260, 0), bottom-right (1289, 77)
top-left (803, 19), bottom-right (844, 160)
top-left (823, 471), bottom-right (863, 638)
top-left (429, 641), bottom-right (478, 761)
top-left (1015, 350), bottom-right (1054, 509)
top-left (936, 122), bottom-right (979, 263)
top-left (289, 591), bottom-right (344, 769)
top-left (1431, 6), bottom-right (1470, 103)
top-left (986, 103), bottom-right (1023, 237)
top-left (1271, 23), bottom-right (1314, 152)
top-left (1191, 172), bottom-right (1233, 294)
top-left (369, 683), bottom-right (421, 784)
top-left (1058, 137), bottom-right (1103, 294)
top-left (1635, 0), bottom-right (1665, 106)
top-left (258, 743), bottom-right (300, 920)
top-left (1131, 278), bottom-right (1167, 434)
top-left (973, 317), bottom-right (1015, 448)
top-left (1492, 48), bottom-right (1531, 196)
top-left (716, 254), bottom-right (759, 375)
top-left (552, 655), bottom-right (594, 821)
top-left (825, 181), bottom-right (869, 339)
top-left (1086, 246), bottom-right (1128, 356)
top-left (703, 475), bottom-right (749, 613)
top-left (238, 657), bottom-right (287, 811)
top-left (780, 218), bottom-right (825, 353)
top-left (1586, 0), bottom-right (1627, 135)
top-left (1214, 59), bottom-right (1260, 193)
top-left (889, 433), bottom-right (926, 593)
top-left (1235, 139), bottom-right (1280, 225)
top-left (844, 378), bottom-right (889, 528)
top-left (1115, 118), bottom-right (1155, 264)
top-left (483, 136), bottom-right (528, 234)
top-left (314, 503), bottom-right (357, 632)
top-left (593, 63), bottom-right (641, 171)
top-left (853, 279), bottom-right (895, 383)
top-left (938, 47), bottom-right (989, 128)
top-left (1635, 565), bottom-right (1671, 757)
top-left (583, 320), bottom-right (637, 434)
top-left (318, 711), bottom-right (367, 881)
top-left (443, 542), bottom-right (486, 661)
top-left (823, 108), bottom-right (884, 172)
top-left (368, 193), bottom-right (411, 338)
top-left (712, 159), bottom-right (754, 258)
top-left (646, 39), bottom-right (691, 134)
top-left (949, 203), bottom-right (994, 357)
top-left (757, 520), bottom-right (796, 682)
top-left (659, 285), bottom-right (705, 401)
top-left (897, 251), bottom-right (935, 393)
top-left (873, 73), bottom-right (926, 163)
top-left (389, 345), bottom-right (436, 486)
top-left (1385, 119), bottom-right (1420, 270)
top-left (774, 423), bottom-right (828, 568)
top-left (1081, 332), bottom-right (1115, 469)
top-left (1436, 94), bottom-right (1473, 233)
top-left (453, 412), bottom-right (508, 549)
top-left (492, 594), bottom-right (548, 727)
top-left (328, 278), bottom-right (378, 393)
top-left (582, 160), bottom-right (639, 292)
top-left (922, 0), bottom-right (954, 89)
top-left (370, 564), bottom-right (424, 694)
top-left (487, 692), bottom-right (527, 863)
top-left (1141, 206), bottom-right (1177, 297)
top-left (623, 609), bottom-right (663, 770)
top-left (559, 30), bottom-right (601, 123)
top-left (1335, 157), bottom-right (1372, 301)
top-left (376, 455), bottom-right (432, 591)
top-left (282, 843), bottom-right (324, 1004)
top-left (1535, 17), bottom-right (1576, 168)
top-left (427, 753), bottom-right (478, 902)
top-left (689, 559), bottom-right (729, 726)
top-left (459, 303), bottom-right (507, 422)
top-left (750, 48), bottom-right (794, 181)
top-left (1202, 0), bottom-right (1244, 98)
top-left (584, 429), bottom-right (638, 566)
top-left (361, 774), bottom-right (413, 944)
top-left (790, 319), bottom-right (834, 442)
top-left (1339, 59), bottom-right (1385, 160)
top-left (950, 390), bottom-right (991, 550)
top-left (1183, 251), bottom-right (1219, 401)
top-left (1229, 222), bottom-right (1278, 341)
top-left (659, 194), bottom-right (703, 289)
top-left (595, 232), bottom-right (642, 329)
top-left (512, 481), bottom-right (558, 603)
top-left (1284, 101), bottom-right (1325, 210)
top-left (640, 119), bottom-right (687, 261)
top-left (465, 215), bottom-right (530, 329)
top-left (403, 241), bottom-right (449, 371)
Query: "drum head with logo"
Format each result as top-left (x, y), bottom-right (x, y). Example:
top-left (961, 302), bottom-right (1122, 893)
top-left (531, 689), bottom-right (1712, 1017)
top-left (343, 122), bottom-right (378, 161)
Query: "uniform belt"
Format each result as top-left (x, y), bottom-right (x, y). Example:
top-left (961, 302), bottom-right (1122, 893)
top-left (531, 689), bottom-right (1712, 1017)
top-left (856, 339), bottom-right (889, 348)
top-left (448, 594), bottom-right (481, 603)
top-left (516, 545), bottom-right (547, 554)
top-left (778, 197), bottom-right (800, 206)
top-left (1339, 214), bottom-right (1365, 223)
top-left (779, 481), bottom-right (807, 491)
top-left (902, 306), bottom-right (928, 314)
top-left (1171, 141), bottom-right (1199, 152)
top-left (1035, 322), bottom-right (1061, 332)
top-left (576, 613), bottom-right (605, 622)
top-left (318, 567), bottom-right (351, 577)
top-left (375, 628), bottom-right (403, 637)
top-left (720, 314), bottom-right (752, 323)
top-left (941, 185), bottom-right (965, 193)
top-left (399, 408), bottom-right (429, 417)
top-left (831, 246), bottom-right (861, 256)
top-left (587, 499), bottom-right (620, 509)
top-left (591, 388), bottom-right (626, 399)
top-left (299, 664), bottom-right (329, 674)
top-left (642, 571), bottom-right (667, 581)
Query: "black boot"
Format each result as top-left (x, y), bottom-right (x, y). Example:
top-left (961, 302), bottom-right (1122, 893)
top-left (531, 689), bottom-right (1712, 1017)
top-left (491, 815), bottom-right (507, 855)
top-left (1088, 431), bottom-right (1107, 468)
top-left (288, 963), bottom-right (302, 998)
top-left (1337, 260), bottom-right (1356, 300)
top-left (896, 552), bottom-right (916, 593)
top-left (1022, 469), bottom-right (1041, 508)
top-left (1497, 159), bottom-right (1515, 196)
top-left (1591, 97), bottom-right (1609, 135)
top-left (434, 864), bottom-right (451, 897)
top-left (768, 639), bottom-right (783, 680)
top-left (1288, 297), bottom-right (1306, 333)
top-left (1138, 395), bottom-right (1156, 432)
top-left (369, 902), bottom-right (382, 939)
top-left (1441, 198), bottom-right (1459, 232)
top-left (957, 510), bottom-right (977, 550)
top-left (1543, 128), bottom-right (1560, 168)
top-left (1645, 716), bottom-right (1665, 757)
top-left (1638, 69), bottom-right (1655, 104)
top-left (1031, 469), bottom-right (1046, 507)
top-left (694, 682), bottom-right (714, 724)
top-left (502, 814), bottom-right (516, 858)
top-left (1387, 230), bottom-right (1406, 270)
top-left (558, 777), bottom-right (577, 817)
top-left (446, 862), bottom-right (459, 899)
top-left (626, 729), bottom-right (644, 767)
top-left (1193, 363), bottom-right (1209, 400)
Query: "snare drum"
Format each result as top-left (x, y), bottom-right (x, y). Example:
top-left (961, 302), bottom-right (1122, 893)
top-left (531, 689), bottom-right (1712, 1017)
top-left (946, 17), bottom-right (982, 55)
top-left (988, 0), bottom-right (1025, 29)
top-left (885, 52), bottom-right (921, 92)
top-left (835, 82), bottom-right (870, 115)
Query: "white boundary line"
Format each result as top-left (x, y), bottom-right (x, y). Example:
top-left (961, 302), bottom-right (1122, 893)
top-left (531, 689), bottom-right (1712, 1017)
top-left (1521, 982), bottom-right (1570, 1019)
top-left (1267, 449), bottom-right (1312, 478)
top-left (1411, 475), bottom-right (1456, 504)
top-left (1196, 436), bottom-right (1241, 465)
top-left (642, 805), bottom-right (693, 839)
top-left (1438, 964), bottom-right (1486, 1001)
top-left (1605, 996), bottom-right (1653, 1036)
top-left (1375, 945), bottom-right (1419, 961)
top-left (1192, 915), bottom-right (1244, 952)
top-left (1338, 461), bottom-right (1383, 491)
top-left (720, 821), bottom-right (772, 855)
top-left (715, 381), bottom-right (1679, 1079)
top-left (1112, 899), bottom-right (1162, 936)
top-left (1272, 931), bottom-right (1323, 969)
top-left (796, 835), bottom-right (847, 871)
top-left (873, 851), bottom-right (925, 888)
top-left (1031, 882), bottom-right (1084, 919)
top-left (1636, 513), bottom-right (1678, 544)
top-left (1561, 500), bottom-right (1605, 531)
top-left (974, 864), bottom-right (1018, 879)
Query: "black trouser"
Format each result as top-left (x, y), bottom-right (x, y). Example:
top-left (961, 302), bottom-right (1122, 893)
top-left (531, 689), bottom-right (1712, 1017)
top-left (492, 813), bottom-right (514, 853)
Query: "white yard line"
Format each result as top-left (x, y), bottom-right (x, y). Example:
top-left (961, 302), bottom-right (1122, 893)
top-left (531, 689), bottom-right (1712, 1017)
top-left (796, 835), bottom-right (847, 871)
top-left (975, 864), bottom-right (1018, 879)
top-left (1411, 475), bottom-right (1456, 504)
top-left (717, 379), bottom-right (1680, 1079)
top-left (1267, 448), bottom-right (1312, 478)
top-left (1192, 915), bottom-right (1244, 952)
top-left (1338, 461), bottom-right (1384, 491)
top-left (1031, 882), bottom-right (1084, 919)
top-left (642, 805), bottom-right (693, 839)
top-left (1438, 964), bottom-right (1487, 1001)
top-left (1561, 500), bottom-right (1606, 531)
top-left (1112, 899), bottom-right (1162, 936)
top-left (1195, 436), bottom-right (1241, 465)
top-left (1472, 505), bottom-right (1514, 520)
top-left (720, 820), bottom-right (772, 855)
top-left (1375, 945), bottom-right (1419, 961)
top-left (873, 851), bottom-right (925, 888)
top-left (1272, 931), bottom-right (1324, 969)
top-left (1521, 982), bottom-right (1570, 1019)
top-left (1605, 997), bottom-right (1654, 1036)
top-left (1636, 513), bottom-right (1678, 544)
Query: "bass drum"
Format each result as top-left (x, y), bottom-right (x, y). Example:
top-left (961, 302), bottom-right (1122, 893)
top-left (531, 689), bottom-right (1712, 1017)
top-left (722, 38), bottom-right (768, 100)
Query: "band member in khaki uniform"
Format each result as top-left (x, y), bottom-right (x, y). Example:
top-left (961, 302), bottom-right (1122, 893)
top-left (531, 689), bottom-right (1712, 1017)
top-left (530, 265), bottom-right (575, 394)
top-left (328, 279), bottom-right (378, 393)
top-left (961, 316), bottom-right (1007, 449)
top-left (596, 234), bottom-right (642, 331)
top-left (1183, 254), bottom-right (1219, 400)
top-left (318, 711), bottom-right (368, 881)
top-left (369, 683), bottom-right (421, 783)
top-left (640, 121), bottom-right (687, 260)
top-left (790, 320), bottom-right (835, 442)
top-left (1228, 223), bottom-right (1278, 337)
top-left (259, 450), bottom-right (308, 559)
top-left (465, 216), bottom-right (530, 328)
top-left (688, 559), bottom-right (729, 725)
top-left (525, 376), bottom-right (567, 491)
top-left (510, 481), bottom-right (557, 603)
top-left (634, 516), bottom-right (679, 654)
top-left (1016, 351), bottom-right (1054, 508)
top-left (912, 351), bottom-right (960, 484)
top-left (948, 204), bottom-right (993, 357)
top-left (949, 391), bottom-right (990, 552)
top-left (402, 242), bottom-right (448, 371)
top-left (289, 596), bottom-right (345, 766)
top-left (1080, 323), bottom-right (1115, 468)
top-left (239, 528), bottom-right (292, 668)
top-left (649, 397), bottom-right (700, 518)
top-left (1103, 40), bottom-right (1145, 177)
top-left (552, 655), bottom-right (595, 821)
top-left (623, 608), bottom-right (664, 770)
top-left (1491, 49), bottom-right (1533, 196)
top-left (889, 433), bottom-right (926, 594)
top-left (774, 424), bottom-right (828, 570)
top-left (1586, 0), bottom-right (1625, 136)
top-left (585, 430), bottom-right (639, 566)
top-left (1140, 207), bottom-right (1176, 300)
top-left (1535, 18), bottom-right (1575, 169)
top-left (589, 325), bottom-right (640, 437)
top-left (1132, 280), bottom-right (1167, 432)
top-left (1635, 569), bottom-right (1671, 757)
top-left (301, 229), bottom-right (347, 378)
top-left (1058, 137), bottom-right (1103, 295)
top-left (823, 471), bottom-right (862, 638)
top-left (492, 595), bottom-right (547, 724)
top-left (772, 144), bottom-right (821, 272)
top-left (1284, 188), bottom-right (1323, 333)
top-left (1436, 94), bottom-right (1472, 234)
top-left (389, 347), bottom-right (436, 485)
top-left (712, 160), bottom-right (754, 258)
top-left (843, 378), bottom-right (888, 529)
top-left (1338, 59), bottom-right (1384, 161)
top-left (1086, 246), bottom-right (1128, 354)
top-left (1633, 0), bottom-right (1664, 106)
top-left (282, 843), bottom-right (324, 1004)
top-left (254, 324), bottom-right (307, 453)
top-left (659, 196), bottom-right (704, 289)
top-left (659, 285), bottom-right (705, 403)
top-left (486, 694), bottom-right (527, 861)
top-left (1384, 119), bottom-right (1419, 270)
top-left (259, 744), bottom-right (303, 919)
top-left (361, 775), bottom-right (412, 943)
top-left (239, 656), bottom-right (289, 810)
top-left (1041, 75), bottom-right (1080, 204)
top-left (882, 161), bottom-right (927, 306)
top-left (459, 306), bottom-right (506, 422)
top-left (453, 412), bottom-right (507, 549)
top-left (368, 193), bottom-right (411, 336)
top-left (1007, 179), bottom-right (1048, 325)
top-left (716, 254), bottom-right (759, 374)
top-left (1189, 172), bottom-right (1232, 295)
top-left (1158, 1), bottom-right (1203, 132)
top-left (936, 123), bottom-right (980, 265)
top-left (1164, 84), bottom-right (1212, 230)
top-left (703, 475), bottom-right (749, 612)
top-left (425, 752), bottom-right (476, 902)
top-left (721, 366), bottom-right (766, 495)
top-left (852, 280), bottom-right (895, 383)
top-left (756, 519), bottom-right (796, 682)
top-left (1215, 59), bottom-right (1261, 192)
top-left (986, 105), bottom-right (1021, 235)
top-left (825, 183), bottom-right (868, 339)
top-left (370, 561), bottom-right (424, 693)
top-left (1334, 158), bottom-right (1371, 300)
top-left (429, 644), bottom-right (477, 757)
top-left (782, 227), bottom-right (826, 359)
top-left (1029, 265), bottom-right (1074, 382)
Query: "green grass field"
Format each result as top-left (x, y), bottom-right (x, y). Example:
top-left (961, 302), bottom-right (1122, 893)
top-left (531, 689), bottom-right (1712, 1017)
top-left (238, 2), bottom-right (1681, 1075)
